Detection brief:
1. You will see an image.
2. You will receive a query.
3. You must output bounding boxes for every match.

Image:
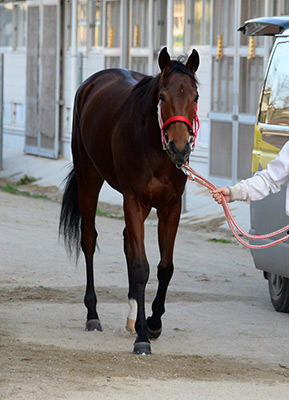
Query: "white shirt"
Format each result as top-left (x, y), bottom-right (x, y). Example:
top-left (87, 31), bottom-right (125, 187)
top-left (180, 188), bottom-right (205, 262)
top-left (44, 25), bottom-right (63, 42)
top-left (229, 141), bottom-right (289, 215)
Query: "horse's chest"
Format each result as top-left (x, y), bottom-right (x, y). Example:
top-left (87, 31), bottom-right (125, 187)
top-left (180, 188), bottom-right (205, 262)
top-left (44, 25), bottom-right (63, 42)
top-left (144, 175), bottom-right (183, 208)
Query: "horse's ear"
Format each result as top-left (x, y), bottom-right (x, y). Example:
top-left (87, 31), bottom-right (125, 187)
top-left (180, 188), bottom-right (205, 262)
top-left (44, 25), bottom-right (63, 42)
top-left (186, 49), bottom-right (200, 73)
top-left (158, 47), bottom-right (171, 72)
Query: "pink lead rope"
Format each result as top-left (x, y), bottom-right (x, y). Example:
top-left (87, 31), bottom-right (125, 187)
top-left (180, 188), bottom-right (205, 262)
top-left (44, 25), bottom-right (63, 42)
top-left (181, 164), bottom-right (289, 249)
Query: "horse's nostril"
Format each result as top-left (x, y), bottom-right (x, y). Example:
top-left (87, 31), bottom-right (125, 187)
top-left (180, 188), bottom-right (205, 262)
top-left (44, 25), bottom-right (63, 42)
top-left (168, 140), bottom-right (177, 154)
top-left (168, 140), bottom-right (191, 165)
top-left (169, 140), bottom-right (190, 154)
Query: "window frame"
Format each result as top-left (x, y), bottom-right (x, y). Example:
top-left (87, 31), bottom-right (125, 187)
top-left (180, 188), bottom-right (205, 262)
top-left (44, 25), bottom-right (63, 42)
top-left (258, 41), bottom-right (289, 127)
top-left (0, 2), bottom-right (27, 51)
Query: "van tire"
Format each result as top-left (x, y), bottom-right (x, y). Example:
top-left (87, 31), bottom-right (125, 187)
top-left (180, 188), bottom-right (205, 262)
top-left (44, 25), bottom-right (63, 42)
top-left (268, 273), bottom-right (289, 313)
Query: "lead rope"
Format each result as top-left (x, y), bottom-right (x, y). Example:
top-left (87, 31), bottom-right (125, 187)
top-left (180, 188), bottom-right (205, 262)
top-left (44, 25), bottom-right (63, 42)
top-left (181, 164), bottom-right (289, 249)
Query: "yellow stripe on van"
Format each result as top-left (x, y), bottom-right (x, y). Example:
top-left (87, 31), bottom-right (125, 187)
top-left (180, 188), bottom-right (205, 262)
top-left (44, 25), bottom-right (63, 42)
top-left (251, 124), bottom-right (280, 173)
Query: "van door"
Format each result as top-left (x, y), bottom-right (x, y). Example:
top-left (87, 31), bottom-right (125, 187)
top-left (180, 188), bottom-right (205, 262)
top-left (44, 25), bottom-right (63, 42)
top-left (249, 38), bottom-right (289, 278)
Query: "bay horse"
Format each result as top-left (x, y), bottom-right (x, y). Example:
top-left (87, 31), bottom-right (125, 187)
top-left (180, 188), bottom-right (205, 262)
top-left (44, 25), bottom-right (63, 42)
top-left (59, 47), bottom-right (199, 355)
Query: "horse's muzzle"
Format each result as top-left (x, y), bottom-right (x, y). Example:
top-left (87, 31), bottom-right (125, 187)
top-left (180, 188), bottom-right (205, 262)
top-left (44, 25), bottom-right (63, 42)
top-left (167, 140), bottom-right (191, 167)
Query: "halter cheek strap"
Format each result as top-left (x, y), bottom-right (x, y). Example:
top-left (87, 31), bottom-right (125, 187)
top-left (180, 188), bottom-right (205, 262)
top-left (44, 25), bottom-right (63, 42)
top-left (157, 99), bottom-right (200, 150)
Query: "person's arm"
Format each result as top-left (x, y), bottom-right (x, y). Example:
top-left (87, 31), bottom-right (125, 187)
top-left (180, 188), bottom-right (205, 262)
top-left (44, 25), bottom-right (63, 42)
top-left (212, 141), bottom-right (289, 204)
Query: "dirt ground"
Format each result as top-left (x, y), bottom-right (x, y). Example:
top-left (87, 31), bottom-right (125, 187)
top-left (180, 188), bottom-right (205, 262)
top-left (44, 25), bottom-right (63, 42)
top-left (1, 188), bottom-right (289, 399)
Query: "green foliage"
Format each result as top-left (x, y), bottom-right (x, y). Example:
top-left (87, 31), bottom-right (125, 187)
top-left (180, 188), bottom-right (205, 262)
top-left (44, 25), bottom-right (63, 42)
top-left (96, 207), bottom-right (124, 220)
top-left (0, 183), bottom-right (121, 218)
top-left (1, 183), bottom-right (17, 194)
top-left (16, 175), bottom-right (38, 185)
top-left (208, 237), bottom-right (233, 244)
top-left (0, 183), bottom-right (48, 199)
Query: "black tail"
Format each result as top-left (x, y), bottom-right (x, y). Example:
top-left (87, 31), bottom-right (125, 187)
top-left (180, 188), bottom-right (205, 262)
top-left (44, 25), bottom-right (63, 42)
top-left (59, 169), bottom-right (81, 259)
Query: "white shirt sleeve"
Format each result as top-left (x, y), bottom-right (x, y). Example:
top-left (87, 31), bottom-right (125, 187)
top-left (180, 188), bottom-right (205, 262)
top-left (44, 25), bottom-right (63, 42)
top-left (229, 141), bottom-right (289, 202)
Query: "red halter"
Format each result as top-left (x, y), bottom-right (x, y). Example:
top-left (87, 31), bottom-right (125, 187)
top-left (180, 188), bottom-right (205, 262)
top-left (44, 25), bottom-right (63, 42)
top-left (157, 99), bottom-right (200, 150)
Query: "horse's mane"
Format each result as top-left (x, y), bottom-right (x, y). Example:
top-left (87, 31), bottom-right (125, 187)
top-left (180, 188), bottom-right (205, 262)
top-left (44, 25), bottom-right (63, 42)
top-left (133, 75), bottom-right (156, 97)
top-left (130, 58), bottom-right (198, 129)
top-left (164, 58), bottom-right (199, 86)
top-left (131, 74), bottom-right (160, 116)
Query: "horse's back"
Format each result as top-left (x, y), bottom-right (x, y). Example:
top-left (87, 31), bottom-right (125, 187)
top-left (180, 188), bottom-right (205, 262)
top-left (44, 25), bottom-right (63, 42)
top-left (76, 69), bottom-right (145, 113)
top-left (74, 68), bottom-right (146, 145)
top-left (72, 68), bottom-right (146, 189)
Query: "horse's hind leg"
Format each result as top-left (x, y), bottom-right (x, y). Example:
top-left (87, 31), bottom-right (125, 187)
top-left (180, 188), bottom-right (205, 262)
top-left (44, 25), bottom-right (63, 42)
top-left (77, 169), bottom-right (104, 331)
top-left (147, 200), bottom-right (181, 339)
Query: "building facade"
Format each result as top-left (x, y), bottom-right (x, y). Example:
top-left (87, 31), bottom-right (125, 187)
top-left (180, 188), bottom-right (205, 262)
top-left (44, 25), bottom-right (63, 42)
top-left (1, 0), bottom-right (289, 184)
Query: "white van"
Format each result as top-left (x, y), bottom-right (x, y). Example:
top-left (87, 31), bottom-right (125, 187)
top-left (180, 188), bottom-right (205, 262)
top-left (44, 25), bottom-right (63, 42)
top-left (239, 16), bottom-right (289, 312)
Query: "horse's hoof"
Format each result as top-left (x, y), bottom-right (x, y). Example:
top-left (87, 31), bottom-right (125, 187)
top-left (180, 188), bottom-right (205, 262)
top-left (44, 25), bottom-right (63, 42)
top-left (85, 319), bottom-right (102, 331)
top-left (126, 318), bottom-right (136, 335)
top-left (147, 317), bottom-right (162, 340)
top-left (133, 341), bottom-right (151, 355)
top-left (147, 325), bottom-right (162, 340)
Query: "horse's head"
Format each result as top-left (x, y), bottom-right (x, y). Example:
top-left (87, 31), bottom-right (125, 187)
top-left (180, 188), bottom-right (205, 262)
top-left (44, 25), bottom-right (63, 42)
top-left (158, 47), bottom-right (199, 167)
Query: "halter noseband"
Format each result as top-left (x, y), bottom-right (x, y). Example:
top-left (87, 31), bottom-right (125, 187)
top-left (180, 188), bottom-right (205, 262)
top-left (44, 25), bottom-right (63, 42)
top-left (157, 98), bottom-right (200, 152)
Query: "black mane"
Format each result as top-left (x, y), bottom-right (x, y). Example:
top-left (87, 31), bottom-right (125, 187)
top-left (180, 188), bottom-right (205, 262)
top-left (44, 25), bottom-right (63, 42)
top-left (164, 60), bottom-right (198, 86)
top-left (131, 58), bottom-right (198, 118)
top-left (131, 74), bottom-right (160, 116)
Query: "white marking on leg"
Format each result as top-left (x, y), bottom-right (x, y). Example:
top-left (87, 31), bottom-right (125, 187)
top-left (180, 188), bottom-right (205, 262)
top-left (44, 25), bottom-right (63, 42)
top-left (126, 299), bottom-right (137, 334)
top-left (127, 298), bottom-right (137, 320)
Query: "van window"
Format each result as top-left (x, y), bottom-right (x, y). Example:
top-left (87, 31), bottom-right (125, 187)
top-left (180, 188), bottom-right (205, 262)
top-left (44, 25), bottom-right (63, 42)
top-left (259, 42), bottom-right (289, 126)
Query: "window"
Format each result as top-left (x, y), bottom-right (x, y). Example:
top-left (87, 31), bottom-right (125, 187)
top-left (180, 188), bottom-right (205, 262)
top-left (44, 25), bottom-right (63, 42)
top-left (91, 0), bottom-right (102, 47)
top-left (188, 0), bottom-right (211, 46)
top-left (77, 1), bottom-right (87, 47)
top-left (240, 0), bottom-right (265, 48)
top-left (173, 0), bottom-right (185, 51)
top-left (131, 0), bottom-right (149, 48)
top-left (105, 1), bottom-right (120, 48)
top-left (259, 43), bottom-right (289, 126)
top-left (15, 4), bottom-right (27, 48)
top-left (0, 2), bottom-right (27, 49)
top-left (274, 0), bottom-right (289, 15)
top-left (63, 0), bottom-right (71, 50)
top-left (211, 56), bottom-right (234, 113)
top-left (239, 56), bottom-right (264, 114)
top-left (0, 4), bottom-right (13, 47)
top-left (65, 0), bottom-right (102, 51)
top-left (173, 0), bottom-right (212, 50)
top-left (212, 0), bottom-right (234, 47)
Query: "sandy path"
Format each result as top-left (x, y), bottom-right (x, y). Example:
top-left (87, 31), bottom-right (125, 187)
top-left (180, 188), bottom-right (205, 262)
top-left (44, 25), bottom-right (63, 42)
top-left (1, 190), bottom-right (289, 399)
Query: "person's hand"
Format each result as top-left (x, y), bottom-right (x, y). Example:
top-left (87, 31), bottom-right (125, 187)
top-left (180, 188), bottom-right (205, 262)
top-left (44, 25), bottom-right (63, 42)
top-left (211, 187), bottom-right (230, 204)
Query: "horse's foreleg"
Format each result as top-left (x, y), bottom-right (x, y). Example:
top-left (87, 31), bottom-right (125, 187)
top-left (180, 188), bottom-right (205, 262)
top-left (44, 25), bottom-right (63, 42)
top-left (147, 200), bottom-right (181, 339)
top-left (78, 178), bottom-right (103, 332)
top-left (123, 227), bottom-right (137, 334)
top-left (123, 199), bottom-right (151, 354)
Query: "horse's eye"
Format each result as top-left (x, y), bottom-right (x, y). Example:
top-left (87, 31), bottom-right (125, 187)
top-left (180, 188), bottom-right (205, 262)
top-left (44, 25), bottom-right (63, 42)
top-left (194, 94), bottom-right (199, 103)
top-left (159, 93), bottom-right (165, 102)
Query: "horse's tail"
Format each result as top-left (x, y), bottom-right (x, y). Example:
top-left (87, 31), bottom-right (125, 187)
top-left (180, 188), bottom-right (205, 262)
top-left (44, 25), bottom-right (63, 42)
top-left (59, 168), bottom-right (81, 259)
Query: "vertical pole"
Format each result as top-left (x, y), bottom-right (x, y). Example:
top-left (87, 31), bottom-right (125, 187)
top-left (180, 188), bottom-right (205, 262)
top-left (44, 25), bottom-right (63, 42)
top-left (232, 0), bottom-right (240, 185)
top-left (121, 0), bottom-right (129, 69)
top-left (38, 0), bottom-right (44, 152)
top-left (54, 0), bottom-right (62, 159)
top-left (167, 0), bottom-right (174, 55)
top-left (0, 53), bottom-right (3, 170)
top-left (148, 0), bottom-right (154, 75)
top-left (71, 0), bottom-right (78, 112)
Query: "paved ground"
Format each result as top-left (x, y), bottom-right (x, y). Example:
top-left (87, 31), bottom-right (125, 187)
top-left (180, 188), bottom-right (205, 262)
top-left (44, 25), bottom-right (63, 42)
top-left (2, 148), bottom-right (288, 399)
top-left (1, 186), bottom-right (289, 399)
